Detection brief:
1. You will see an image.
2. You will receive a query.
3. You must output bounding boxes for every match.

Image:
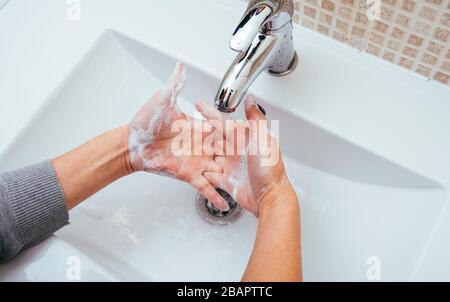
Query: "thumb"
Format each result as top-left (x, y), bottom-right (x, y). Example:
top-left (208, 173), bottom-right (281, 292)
top-left (244, 95), bottom-right (266, 122)
top-left (166, 62), bottom-right (187, 101)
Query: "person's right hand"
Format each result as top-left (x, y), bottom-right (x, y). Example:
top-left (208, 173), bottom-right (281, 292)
top-left (128, 63), bottom-right (229, 211)
top-left (196, 95), bottom-right (290, 217)
top-left (241, 96), bottom-right (291, 213)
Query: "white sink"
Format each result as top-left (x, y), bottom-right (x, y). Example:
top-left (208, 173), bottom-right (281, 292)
top-left (0, 30), bottom-right (447, 281)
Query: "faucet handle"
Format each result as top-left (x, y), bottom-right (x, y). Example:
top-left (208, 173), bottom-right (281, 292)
top-left (229, 4), bottom-right (273, 52)
top-left (229, 1), bottom-right (294, 52)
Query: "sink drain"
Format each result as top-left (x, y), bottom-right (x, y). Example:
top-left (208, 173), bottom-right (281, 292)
top-left (196, 189), bottom-right (243, 225)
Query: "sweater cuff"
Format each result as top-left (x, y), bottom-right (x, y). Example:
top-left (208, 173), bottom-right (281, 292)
top-left (1, 160), bottom-right (69, 249)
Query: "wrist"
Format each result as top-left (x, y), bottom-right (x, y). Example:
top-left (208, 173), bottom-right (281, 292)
top-left (53, 125), bottom-right (134, 209)
top-left (258, 179), bottom-right (299, 218)
top-left (119, 125), bottom-right (134, 176)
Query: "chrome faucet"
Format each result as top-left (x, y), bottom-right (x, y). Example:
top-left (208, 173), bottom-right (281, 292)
top-left (215, 0), bottom-right (298, 113)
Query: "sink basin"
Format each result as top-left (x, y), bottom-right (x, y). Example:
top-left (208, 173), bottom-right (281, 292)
top-left (0, 30), bottom-right (447, 281)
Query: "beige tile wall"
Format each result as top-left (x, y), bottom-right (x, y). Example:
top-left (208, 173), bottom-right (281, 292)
top-left (240, 0), bottom-right (450, 86)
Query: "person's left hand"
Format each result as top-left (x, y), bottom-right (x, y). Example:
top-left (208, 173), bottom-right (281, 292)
top-left (195, 101), bottom-right (259, 215)
top-left (128, 63), bottom-right (229, 211)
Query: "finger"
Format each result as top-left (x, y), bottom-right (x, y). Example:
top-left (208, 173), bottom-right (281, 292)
top-left (244, 94), bottom-right (267, 122)
top-left (192, 177), bottom-right (229, 211)
top-left (212, 138), bottom-right (226, 156)
top-left (196, 101), bottom-right (228, 144)
top-left (164, 62), bottom-right (187, 106)
top-left (203, 159), bottom-right (223, 174)
top-left (168, 62), bottom-right (186, 88)
top-left (201, 131), bottom-right (217, 156)
top-left (203, 172), bottom-right (223, 189)
top-left (195, 101), bottom-right (224, 123)
top-left (214, 156), bottom-right (226, 166)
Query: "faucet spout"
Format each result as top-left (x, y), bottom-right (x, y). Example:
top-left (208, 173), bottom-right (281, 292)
top-left (215, 0), bottom-right (298, 113)
top-left (215, 33), bottom-right (278, 113)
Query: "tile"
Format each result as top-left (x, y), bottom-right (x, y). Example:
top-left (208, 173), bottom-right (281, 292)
top-left (332, 29), bottom-right (349, 42)
top-left (384, 0), bottom-right (398, 6)
top-left (441, 60), bottom-right (450, 72)
top-left (336, 19), bottom-right (350, 32)
top-left (374, 20), bottom-right (389, 33)
top-left (366, 43), bottom-right (382, 56)
top-left (396, 14), bottom-right (411, 28)
top-left (319, 11), bottom-right (334, 25)
top-left (383, 50), bottom-right (396, 62)
top-left (388, 39), bottom-right (401, 51)
top-left (401, 0), bottom-right (416, 12)
top-left (391, 27), bottom-right (406, 39)
top-left (416, 64), bottom-right (433, 77)
top-left (238, 0), bottom-right (450, 86)
top-left (369, 32), bottom-right (385, 45)
top-left (403, 46), bottom-right (418, 58)
top-left (408, 34), bottom-right (424, 46)
top-left (338, 5), bottom-right (352, 20)
top-left (418, 6), bottom-right (439, 22)
top-left (304, 5), bottom-right (317, 18)
top-left (441, 12), bottom-right (450, 27)
top-left (318, 23), bottom-right (331, 35)
top-left (422, 53), bottom-right (438, 65)
top-left (413, 21), bottom-right (432, 36)
top-left (433, 71), bottom-right (450, 84)
top-left (426, 0), bottom-right (443, 6)
top-left (302, 17), bottom-right (316, 29)
top-left (355, 11), bottom-right (369, 25)
top-left (322, 0), bottom-right (335, 12)
top-left (352, 25), bottom-right (366, 37)
top-left (427, 41), bottom-right (444, 54)
top-left (381, 6), bottom-right (395, 22)
top-left (399, 56), bottom-right (414, 69)
top-left (305, 0), bottom-right (318, 6)
top-left (433, 27), bottom-right (450, 42)
top-left (340, 0), bottom-right (355, 6)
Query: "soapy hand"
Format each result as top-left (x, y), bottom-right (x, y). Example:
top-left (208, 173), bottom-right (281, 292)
top-left (128, 63), bottom-right (229, 211)
top-left (196, 95), bottom-right (288, 217)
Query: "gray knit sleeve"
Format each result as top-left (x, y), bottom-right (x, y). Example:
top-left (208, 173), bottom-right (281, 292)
top-left (0, 160), bottom-right (69, 263)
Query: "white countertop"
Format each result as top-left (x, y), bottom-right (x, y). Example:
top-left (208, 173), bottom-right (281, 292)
top-left (0, 0), bottom-right (237, 152)
top-left (1, 0), bottom-right (449, 189)
top-left (1, 0), bottom-right (450, 281)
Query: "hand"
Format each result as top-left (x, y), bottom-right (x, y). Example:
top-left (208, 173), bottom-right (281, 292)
top-left (196, 95), bottom-right (289, 217)
top-left (207, 153), bottom-right (258, 215)
top-left (128, 63), bottom-right (229, 211)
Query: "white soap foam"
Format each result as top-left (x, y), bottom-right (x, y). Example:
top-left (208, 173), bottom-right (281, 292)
top-left (128, 63), bottom-right (187, 173)
top-left (112, 206), bottom-right (141, 245)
